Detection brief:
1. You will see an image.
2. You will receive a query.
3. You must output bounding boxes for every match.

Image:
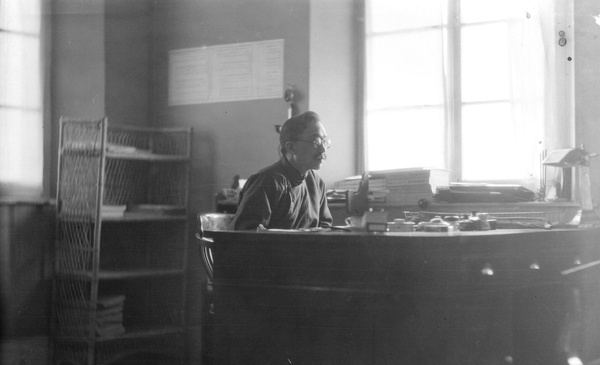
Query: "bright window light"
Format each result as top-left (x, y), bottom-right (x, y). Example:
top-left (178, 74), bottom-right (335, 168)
top-left (0, 0), bottom-right (44, 196)
top-left (365, 0), bottom-right (555, 188)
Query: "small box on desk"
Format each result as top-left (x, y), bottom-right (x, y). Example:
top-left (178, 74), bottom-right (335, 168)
top-left (363, 210), bottom-right (388, 232)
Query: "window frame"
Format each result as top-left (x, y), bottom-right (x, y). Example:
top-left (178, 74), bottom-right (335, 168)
top-left (362, 0), bottom-right (572, 192)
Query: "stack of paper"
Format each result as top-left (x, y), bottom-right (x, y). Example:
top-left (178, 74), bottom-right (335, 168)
top-left (95, 295), bottom-right (126, 338)
top-left (101, 205), bottom-right (127, 218)
top-left (334, 168), bottom-right (451, 205)
top-left (380, 168), bottom-right (450, 205)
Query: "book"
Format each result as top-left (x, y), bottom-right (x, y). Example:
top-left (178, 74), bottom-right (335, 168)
top-left (370, 166), bottom-right (449, 177)
top-left (379, 168), bottom-right (451, 190)
top-left (386, 191), bottom-right (433, 205)
top-left (369, 190), bottom-right (387, 203)
top-left (386, 182), bottom-right (435, 205)
top-left (106, 143), bottom-right (152, 156)
top-left (101, 205), bottom-right (127, 218)
top-left (61, 295), bottom-right (125, 310)
top-left (107, 143), bottom-right (138, 154)
top-left (95, 323), bottom-right (126, 338)
top-left (335, 168), bottom-right (450, 192)
top-left (94, 295), bottom-right (126, 337)
top-left (334, 180), bottom-right (360, 191)
top-left (126, 204), bottom-right (186, 216)
top-left (97, 295), bottom-right (126, 309)
top-left (388, 184), bottom-right (435, 193)
top-left (96, 306), bottom-right (124, 325)
top-left (63, 304), bottom-right (123, 323)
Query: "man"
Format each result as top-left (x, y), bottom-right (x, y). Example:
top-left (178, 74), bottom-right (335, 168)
top-left (232, 111), bottom-right (333, 230)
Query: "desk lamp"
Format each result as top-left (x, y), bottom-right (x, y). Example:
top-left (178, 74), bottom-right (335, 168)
top-left (543, 146), bottom-right (599, 228)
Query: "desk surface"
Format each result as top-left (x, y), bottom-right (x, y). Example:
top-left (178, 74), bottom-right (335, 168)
top-left (211, 226), bottom-right (575, 237)
top-left (328, 201), bottom-right (580, 226)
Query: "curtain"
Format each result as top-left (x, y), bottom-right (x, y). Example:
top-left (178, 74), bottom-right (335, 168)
top-left (508, 0), bottom-right (571, 191)
top-left (460, 0), bottom-right (566, 188)
top-left (509, 0), bottom-right (555, 183)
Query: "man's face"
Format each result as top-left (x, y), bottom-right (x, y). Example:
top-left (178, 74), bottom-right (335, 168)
top-left (289, 121), bottom-right (329, 174)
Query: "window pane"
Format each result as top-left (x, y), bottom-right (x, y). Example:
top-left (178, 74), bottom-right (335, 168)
top-left (0, 0), bottom-right (41, 34)
top-left (460, 0), bottom-right (519, 23)
top-left (461, 23), bottom-right (510, 102)
top-left (367, 0), bottom-right (443, 33)
top-left (366, 31), bottom-right (445, 111)
top-left (462, 103), bottom-right (528, 180)
top-left (0, 108), bottom-right (43, 190)
top-left (366, 107), bottom-right (445, 171)
top-left (0, 32), bottom-right (42, 109)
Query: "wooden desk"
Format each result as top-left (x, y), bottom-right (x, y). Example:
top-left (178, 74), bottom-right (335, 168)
top-left (208, 229), bottom-right (600, 364)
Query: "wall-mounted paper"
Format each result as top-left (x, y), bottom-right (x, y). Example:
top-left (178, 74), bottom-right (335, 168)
top-left (169, 39), bottom-right (284, 106)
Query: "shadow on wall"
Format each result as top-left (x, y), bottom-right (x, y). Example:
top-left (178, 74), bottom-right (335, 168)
top-left (191, 131), bottom-right (217, 215)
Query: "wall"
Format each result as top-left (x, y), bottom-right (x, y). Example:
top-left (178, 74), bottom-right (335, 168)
top-left (309, 0), bottom-right (360, 184)
top-left (0, 200), bottom-right (55, 365)
top-left (49, 0), bottom-right (107, 194)
top-left (104, 0), bottom-right (153, 127)
top-left (49, 0), bottom-right (154, 194)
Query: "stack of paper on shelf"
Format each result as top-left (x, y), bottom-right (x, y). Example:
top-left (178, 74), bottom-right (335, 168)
top-left (126, 204), bottom-right (186, 216)
top-left (106, 143), bottom-right (152, 157)
top-left (106, 143), bottom-right (138, 154)
top-left (101, 205), bottom-right (127, 218)
top-left (61, 295), bottom-right (126, 337)
top-left (95, 295), bottom-right (126, 338)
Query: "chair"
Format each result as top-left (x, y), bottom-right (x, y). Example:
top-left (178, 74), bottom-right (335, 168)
top-left (196, 213), bottom-right (235, 314)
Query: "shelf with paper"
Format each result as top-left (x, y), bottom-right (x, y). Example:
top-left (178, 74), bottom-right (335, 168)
top-left (53, 118), bottom-right (191, 365)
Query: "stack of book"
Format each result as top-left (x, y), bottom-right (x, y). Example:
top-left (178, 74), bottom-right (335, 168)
top-left (333, 175), bottom-right (387, 203)
top-left (334, 177), bottom-right (363, 191)
top-left (62, 295), bottom-right (126, 338)
top-left (334, 168), bottom-right (451, 205)
top-left (379, 168), bottom-right (450, 205)
top-left (95, 295), bottom-right (126, 338)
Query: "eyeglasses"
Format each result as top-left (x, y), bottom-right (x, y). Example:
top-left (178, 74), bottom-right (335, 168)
top-left (295, 137), bottom-right (331, 150)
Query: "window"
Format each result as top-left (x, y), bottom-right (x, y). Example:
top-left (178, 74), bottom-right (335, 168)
top-left (0, 0), bottom-right (44, 196)
top-left (364, 0), bottom-right (569, 190)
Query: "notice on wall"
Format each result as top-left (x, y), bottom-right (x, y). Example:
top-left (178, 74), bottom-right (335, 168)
top-left (168, 39), bottom-right (284, 106)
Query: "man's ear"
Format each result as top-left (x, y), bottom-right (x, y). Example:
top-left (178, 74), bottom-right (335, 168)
top-left (285, 141), bottom-right (294, 153)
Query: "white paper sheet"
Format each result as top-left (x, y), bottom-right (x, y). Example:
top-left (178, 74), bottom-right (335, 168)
top-left (169, 39), bottom-right (284, 106)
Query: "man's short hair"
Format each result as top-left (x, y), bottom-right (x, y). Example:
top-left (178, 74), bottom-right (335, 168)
top-left (279, 111), bottom-right (320, 155)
